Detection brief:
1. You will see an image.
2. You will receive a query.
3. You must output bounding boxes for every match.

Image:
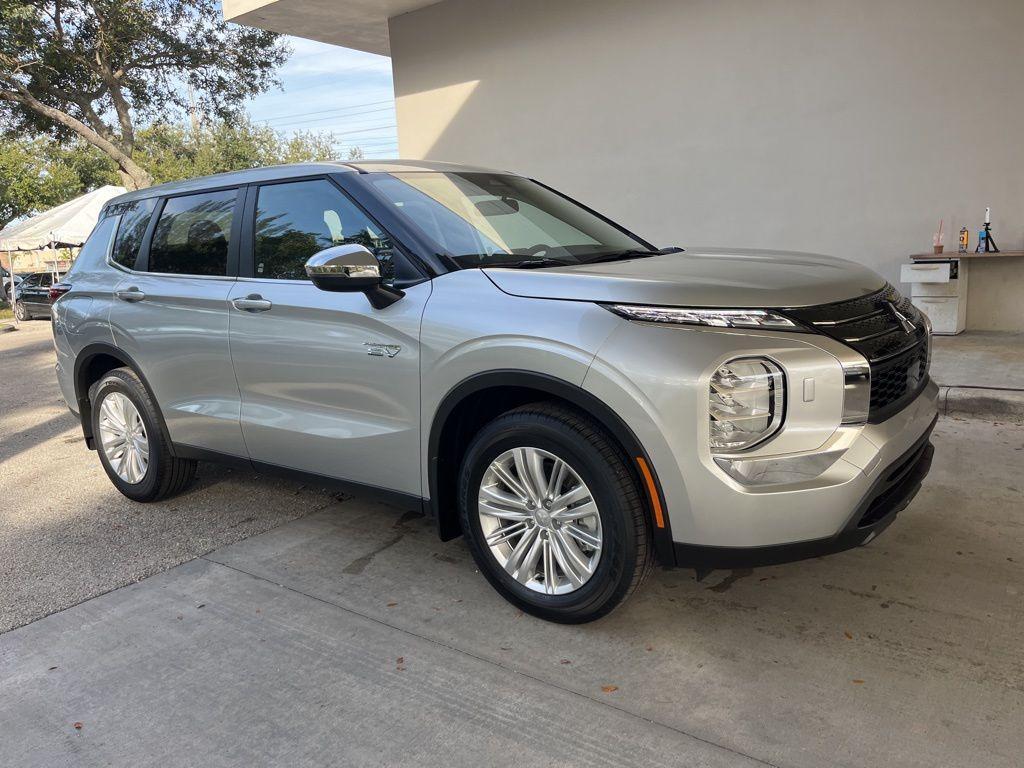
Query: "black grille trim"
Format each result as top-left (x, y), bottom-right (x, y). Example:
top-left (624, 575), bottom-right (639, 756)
top-left (783, 284), bottom-right (930, 423)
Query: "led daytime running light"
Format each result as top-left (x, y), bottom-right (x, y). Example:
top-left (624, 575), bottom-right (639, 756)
top-left (607, 305), bottom-right (798, 330)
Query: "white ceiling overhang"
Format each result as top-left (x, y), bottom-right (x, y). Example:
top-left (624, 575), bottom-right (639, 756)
top-left (222, 0), bottom-right (439, 55)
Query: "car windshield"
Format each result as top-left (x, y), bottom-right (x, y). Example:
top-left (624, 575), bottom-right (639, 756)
top-left (368, 171), bottom-right (652, 268)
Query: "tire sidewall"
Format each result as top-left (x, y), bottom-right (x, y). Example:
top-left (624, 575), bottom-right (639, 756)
top-left (459, 416), bottom-right (639, 619)
top-left (14, 303), bottom-right (28, 321)
top-left (91, 372), bottom-right (163, 501)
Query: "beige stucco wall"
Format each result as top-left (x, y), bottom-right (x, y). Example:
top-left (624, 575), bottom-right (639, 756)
top-left (390, 0), bottom-right (1024, 330)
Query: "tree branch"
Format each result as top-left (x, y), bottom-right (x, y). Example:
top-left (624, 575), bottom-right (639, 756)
top-left (0, 86), bottom-right (149, 187)
top-left (8, 65), bottom-right (113, 142)
top-left (97, 64), bottom-right (135, 149)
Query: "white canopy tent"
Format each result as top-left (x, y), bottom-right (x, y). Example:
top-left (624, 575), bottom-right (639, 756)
top-left (1, 185), bottom-right (125, 322)
top-left (0, 184), bottom-right (126, 252)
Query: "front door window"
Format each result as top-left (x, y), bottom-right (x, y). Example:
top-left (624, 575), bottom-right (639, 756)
top-left (253, 179), bottom-right (412, 284)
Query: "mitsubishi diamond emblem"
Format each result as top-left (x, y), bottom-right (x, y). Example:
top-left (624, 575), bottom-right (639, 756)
top-left (887, 302), bottom-right (916, 334)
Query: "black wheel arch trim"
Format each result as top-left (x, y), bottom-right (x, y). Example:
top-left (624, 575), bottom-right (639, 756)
top-left (72, 342), bottom-right (176, 455)
top-left (427, 369), bottom-right (675, 565)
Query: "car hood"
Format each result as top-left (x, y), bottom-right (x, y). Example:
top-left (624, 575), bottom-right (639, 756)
top-left (482, 247), bottom-right (886, 308)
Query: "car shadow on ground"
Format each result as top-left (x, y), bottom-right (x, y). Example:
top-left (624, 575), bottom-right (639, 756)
top-left (0, 410), bottom-right (80, 464)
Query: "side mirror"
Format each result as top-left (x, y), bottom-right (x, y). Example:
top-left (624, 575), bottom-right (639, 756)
top-left (304, 244), bottom-right (404, 309)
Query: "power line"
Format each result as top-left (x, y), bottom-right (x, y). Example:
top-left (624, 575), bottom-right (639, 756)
top-left (272, 121), bottom-right (394, 135)
top-left (278, 112), bottom-right (398, 131)
top-left (276, 123), bottom-right (396, 137)
top-left (267, 61), bottom-right (393, 96)
top-left (337, 134), bottom-right (399, 142)
top-left (257, 100), bottom-right (394, 123)
top-left (343, 140), bottom-right (398, 146)
top-left (262, 108), bottom-right (393, 129)
top-left (336, 124), bottom-right (397, 136)
top-left (268, 110), bottom-right (397, 129)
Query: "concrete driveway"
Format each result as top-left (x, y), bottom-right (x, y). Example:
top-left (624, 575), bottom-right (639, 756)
top-left (2, 323), bottom-right (1023, 767)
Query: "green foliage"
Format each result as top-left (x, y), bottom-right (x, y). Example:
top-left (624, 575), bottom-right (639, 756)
top-left (134, 118), bottom-right (340, 184)
top-left (0, 118), bottom-right (347, 226)
top-left (0, 135), bottom-right (117, 227)
top-left (0, 0), bottom-right (289, 187)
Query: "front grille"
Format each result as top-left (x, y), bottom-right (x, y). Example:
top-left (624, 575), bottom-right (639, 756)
top-left (784, 284), bottom-right (930, 423)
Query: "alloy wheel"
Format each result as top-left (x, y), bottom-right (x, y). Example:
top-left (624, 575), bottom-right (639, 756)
top-left (98, 391), bottom-right (150, 484)
top-left (478, 447), bottom-right (602, 595)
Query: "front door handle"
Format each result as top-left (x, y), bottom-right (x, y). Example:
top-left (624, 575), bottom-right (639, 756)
top-left (115, 287), bottom-right (146, 302)
top-left (232, 294), bottom-right (273, 312)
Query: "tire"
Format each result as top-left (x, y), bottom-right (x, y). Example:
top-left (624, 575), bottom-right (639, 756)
top-left (89, 367), bottom-right (196, 502)
top-left (13, 302), bottom-right (29, 321)
top-left (458, 402), bottom-right (653, 623)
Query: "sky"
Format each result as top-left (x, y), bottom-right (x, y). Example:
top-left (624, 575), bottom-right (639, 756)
top-left (244, 36), bottom-right (398, 159)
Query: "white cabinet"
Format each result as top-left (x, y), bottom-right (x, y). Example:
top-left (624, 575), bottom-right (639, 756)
top-left (915, 296), bottom-right (964, 334)
top-left (903, 258), bottom-right (968, 335)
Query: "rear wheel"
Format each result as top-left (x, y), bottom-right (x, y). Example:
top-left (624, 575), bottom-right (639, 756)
top-left (458, 403), bottom-right (653, 623)
top-left (90, 368), bottom-right (196, 502)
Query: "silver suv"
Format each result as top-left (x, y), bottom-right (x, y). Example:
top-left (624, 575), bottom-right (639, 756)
top-left (53, 161), bottom-right (937, 622)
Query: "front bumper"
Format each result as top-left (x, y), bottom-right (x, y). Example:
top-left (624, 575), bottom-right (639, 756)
top-left (584, 320), bottom-right (940, 562)
top-left (673, 413), bottom-right (936, 568)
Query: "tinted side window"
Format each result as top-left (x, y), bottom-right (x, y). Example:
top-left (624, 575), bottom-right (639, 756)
top-left (254, 179), bottom-right (408, 283)
top-left (64, 215), bottom-right (118, 280)
top-left (149, 189), bottom-right (236, 276)
top-left (110, 198), bottom-right (156, 270)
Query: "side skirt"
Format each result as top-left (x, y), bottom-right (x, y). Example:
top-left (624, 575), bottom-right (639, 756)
top-left (173, 443), bottom-right (427, 514)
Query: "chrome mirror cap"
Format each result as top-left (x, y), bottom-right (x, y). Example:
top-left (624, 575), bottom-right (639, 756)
top-left (304, 244), bottom-right (405, 309)
top-left (305, 244), bottom-right (381, 286)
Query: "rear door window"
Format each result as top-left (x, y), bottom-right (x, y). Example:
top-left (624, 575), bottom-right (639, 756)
top-left (109, 198), bottom-right (157, 270)
top-left (148, 189), bottom-right (237, 276)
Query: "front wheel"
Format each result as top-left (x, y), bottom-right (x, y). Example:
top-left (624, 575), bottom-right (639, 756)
top-left (13, 302), bottom-right (29, 321)
top-left (458, 403), bottom-right (653, 623)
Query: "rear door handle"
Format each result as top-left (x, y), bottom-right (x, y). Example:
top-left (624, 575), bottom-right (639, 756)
top-left (115, 288), bottom-right (146, 302)
top-left (232, 295), bottom-right (272, 312)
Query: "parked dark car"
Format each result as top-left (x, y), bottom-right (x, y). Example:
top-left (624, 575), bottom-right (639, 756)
top-left (13, 271), bottom-right (68, 320)
top-left (1, 267), bottom-right (22, 302)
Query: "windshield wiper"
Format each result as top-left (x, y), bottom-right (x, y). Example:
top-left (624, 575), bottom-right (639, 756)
top-left (586, 246), bottom-right (685, 264)
top-left (493, 257), bottom-right (576, 269)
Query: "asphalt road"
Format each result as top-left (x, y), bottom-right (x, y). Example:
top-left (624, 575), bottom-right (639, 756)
top-left (0, 322), bottom-right (340, 633)
top-left (2, 321), bottom-right (1023, 767)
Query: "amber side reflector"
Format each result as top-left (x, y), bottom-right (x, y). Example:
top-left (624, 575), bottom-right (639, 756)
top-left (635, 456), bottom-right (665, 528)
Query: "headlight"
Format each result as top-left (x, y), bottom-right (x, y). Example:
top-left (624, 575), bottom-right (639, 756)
top-left (922, 309), bottom-right (933, 372)
top-left (710, 358), bottom-right (785, 452)
top-left (605, 304), bottom-right (800, 330)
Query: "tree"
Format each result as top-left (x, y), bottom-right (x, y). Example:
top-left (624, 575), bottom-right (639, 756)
top-left (0, 0), bottom-right (288, 190)
top-left (0, 119), bottom-right (352, 227)
top-left (0, 135), bottom-right (116, 227)
top-left (132, 118), bottom-right (341, 184)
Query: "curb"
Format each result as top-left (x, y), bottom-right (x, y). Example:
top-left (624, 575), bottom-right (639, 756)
top-left (0, 322), bottom-right (16, 334)
top-left (939, 386), bottom-right (1024, 423)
